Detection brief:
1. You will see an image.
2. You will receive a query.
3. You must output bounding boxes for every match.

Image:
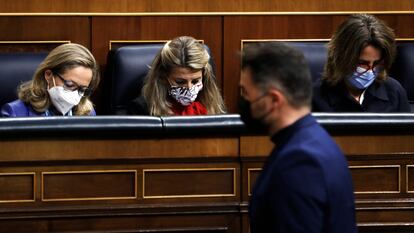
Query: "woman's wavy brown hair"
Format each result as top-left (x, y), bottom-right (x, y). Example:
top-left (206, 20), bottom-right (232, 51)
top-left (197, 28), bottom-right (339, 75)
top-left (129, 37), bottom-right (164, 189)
top-left (18, 43), bottom-right (100, 115)
top-left (142, 36), bottom-right (226, 116)
top-left (323, 14), bottom-right (396, 86)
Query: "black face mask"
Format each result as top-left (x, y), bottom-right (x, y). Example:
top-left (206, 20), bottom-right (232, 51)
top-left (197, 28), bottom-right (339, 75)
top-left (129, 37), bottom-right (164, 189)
top-left (238, 97), bottom-right (268, 133)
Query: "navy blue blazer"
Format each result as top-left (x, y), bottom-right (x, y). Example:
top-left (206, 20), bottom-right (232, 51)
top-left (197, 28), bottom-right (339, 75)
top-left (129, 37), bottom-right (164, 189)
top-left (249, 114), bottom-right (357, 233)
top-left (312, 78), bottom-right (411, 112)
top-left (1, 99), bottom-right (96, 117)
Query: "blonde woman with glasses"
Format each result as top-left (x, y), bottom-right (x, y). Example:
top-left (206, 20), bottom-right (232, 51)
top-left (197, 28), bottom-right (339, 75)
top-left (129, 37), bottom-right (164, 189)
top-left (1, 43), bottom-right (100, 117)
top-left (128, 36), bottom-right (226, 116)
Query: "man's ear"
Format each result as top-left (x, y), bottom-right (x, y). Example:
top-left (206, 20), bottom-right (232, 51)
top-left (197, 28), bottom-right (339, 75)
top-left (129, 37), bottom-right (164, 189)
top-left (268, 89), bottom-right (285, 107)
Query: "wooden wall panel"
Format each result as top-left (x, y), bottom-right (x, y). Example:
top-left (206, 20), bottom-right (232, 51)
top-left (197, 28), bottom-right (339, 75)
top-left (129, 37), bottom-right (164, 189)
top-left (0, 17), bottom-right (90, 48)
top-left (335, 135), bottom-right (414, 155)
top-left (1, 132), bottom-right (414, 231)
top-left (351, 166), bottom-right (400, 194)
top-left (42, 170), bottom-right (137, 201)
top-left (407, 166), bottom-right (414, 193)
top-left (357, 208), bottom-right (414, 224)
top-left (359, 225), bottom-right (414, 233)
top-left (0, 0), bottom-right (414, 13)
top-left (240, 136), bottom-right (273, 157)
top-left (246, 168), bottom-right (261, 197)
top-left (0, 173), bottom-right (34, 202)
top-left (0, 214), bottom-right (240, 233)
top-left (0, 41), bottom-right (69, 53)
top-left (0, 163), bottom-right (241, 232)
top-left (0, 137), bottom-right (238, 161)
top-left (143, 168), bottom-right (235, 198)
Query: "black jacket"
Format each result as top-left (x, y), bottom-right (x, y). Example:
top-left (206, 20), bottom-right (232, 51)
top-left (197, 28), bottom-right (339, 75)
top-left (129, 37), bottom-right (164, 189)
top-left (127, 96), bottom-right (149, 115)
top-left (312, 77), bottom-right (411, 112)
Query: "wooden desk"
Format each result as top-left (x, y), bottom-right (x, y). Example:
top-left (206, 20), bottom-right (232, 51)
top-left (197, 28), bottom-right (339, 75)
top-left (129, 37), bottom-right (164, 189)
top-left (1, 114), bottom-right (414, 232)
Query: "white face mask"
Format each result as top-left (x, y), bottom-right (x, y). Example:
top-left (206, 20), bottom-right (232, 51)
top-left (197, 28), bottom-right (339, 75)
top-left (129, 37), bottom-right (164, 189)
top-left (169, 82), bottom-right (203, 106)
top-left (48, 86), bottom-right (82, 115)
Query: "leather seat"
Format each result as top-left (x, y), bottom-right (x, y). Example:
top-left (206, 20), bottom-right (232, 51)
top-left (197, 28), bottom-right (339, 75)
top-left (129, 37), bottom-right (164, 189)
top-left (106, 44), bottom-right (162, 115)
top-left (286, 42), bottom-right (328, 82)
top-left (0, 52), bottom-right (47, 108)
top-left (389, 42), bottom-right (414, 107)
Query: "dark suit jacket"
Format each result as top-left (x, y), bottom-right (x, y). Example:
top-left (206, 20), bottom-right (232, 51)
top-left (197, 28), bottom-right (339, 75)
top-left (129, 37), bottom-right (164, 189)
top-left (1, 99), bottom-right (96, 117)
top-left (312, 78), bottom-right (411, 112)
top-left (127, 96), bottom-right (150, 115)
top-left (249, 114), bottom-right (357, 233)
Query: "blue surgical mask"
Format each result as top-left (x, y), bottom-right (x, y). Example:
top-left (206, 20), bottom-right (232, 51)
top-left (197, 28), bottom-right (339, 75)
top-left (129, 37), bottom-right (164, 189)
top-left (346, 67), bottom-right (378, 90)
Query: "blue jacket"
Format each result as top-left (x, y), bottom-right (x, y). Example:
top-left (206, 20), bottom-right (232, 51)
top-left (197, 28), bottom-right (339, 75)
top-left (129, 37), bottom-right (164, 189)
top-left (1, 99), bottom-right (96, 117)
top-left (249, 114), bottom-right (357, 233)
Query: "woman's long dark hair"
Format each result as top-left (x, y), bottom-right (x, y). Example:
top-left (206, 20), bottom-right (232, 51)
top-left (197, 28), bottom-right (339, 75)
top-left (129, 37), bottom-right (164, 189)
top-left (323, 14), bottom-right (396, 86)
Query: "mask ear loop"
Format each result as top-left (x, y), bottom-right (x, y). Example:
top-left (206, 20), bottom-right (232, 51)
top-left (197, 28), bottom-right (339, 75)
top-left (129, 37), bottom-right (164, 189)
top-left (46, 72), bottom-right (57, 90)
top-left (52, 75), bottom-right (57, 87)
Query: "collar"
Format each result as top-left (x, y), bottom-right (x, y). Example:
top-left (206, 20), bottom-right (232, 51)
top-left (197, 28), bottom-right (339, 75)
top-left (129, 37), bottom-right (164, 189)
top-left (365, 81), bottom-right (389, 101)
top-left (323, 80), bottom-right (389, 108)
top-left (45, 108), bottom-right (73, 116)
top-left (270, 114), bottom-right (316, 145)
top-left (359, 88), bottom-right (367, 104)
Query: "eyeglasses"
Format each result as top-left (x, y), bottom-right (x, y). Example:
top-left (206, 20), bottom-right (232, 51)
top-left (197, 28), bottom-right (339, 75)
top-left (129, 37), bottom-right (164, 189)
top-left (355, 66), bottom-right (382, 77)
top-left (355, 62), bottom-right (382, 76)
top-left (53, 73), bottom-right (92, 97)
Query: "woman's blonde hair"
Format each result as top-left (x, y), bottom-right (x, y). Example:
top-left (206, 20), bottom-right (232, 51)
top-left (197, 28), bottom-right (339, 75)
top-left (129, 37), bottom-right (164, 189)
top-left (18, 43), bottom-right (100, 115)
top-left (142, 36), bottom-right (226, 116)
top-left (323, 14), bottom-right (396, 86)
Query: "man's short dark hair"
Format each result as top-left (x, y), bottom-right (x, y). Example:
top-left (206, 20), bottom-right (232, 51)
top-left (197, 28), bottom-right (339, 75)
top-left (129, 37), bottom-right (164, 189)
top-left (242, 42), bottom-right (312, 108)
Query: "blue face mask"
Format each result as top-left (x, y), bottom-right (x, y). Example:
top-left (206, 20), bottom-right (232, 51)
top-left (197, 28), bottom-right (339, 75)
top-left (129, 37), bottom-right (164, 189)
top-left (347, 67), bottom-right (378, 90)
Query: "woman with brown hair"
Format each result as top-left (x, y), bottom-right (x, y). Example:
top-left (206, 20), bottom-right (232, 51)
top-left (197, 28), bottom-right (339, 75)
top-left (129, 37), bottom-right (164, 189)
top-left (312, 14), bottom-right (410, 112)
top-left (1, 43), bottom-right (100, 117)
top-left (127, 36), bottom-right (226, 116)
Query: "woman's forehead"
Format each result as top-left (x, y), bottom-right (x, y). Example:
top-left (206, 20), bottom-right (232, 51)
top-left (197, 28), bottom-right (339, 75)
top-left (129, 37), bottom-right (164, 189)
top-left (169, 67), bottom-right (202, 80)
top-left (62, 66), bottom-right (93, 86)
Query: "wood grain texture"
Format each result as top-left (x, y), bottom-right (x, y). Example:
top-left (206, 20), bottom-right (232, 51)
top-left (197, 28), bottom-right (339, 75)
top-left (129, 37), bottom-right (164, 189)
top-left (42, 171), bottom-right (136, 201)
top-left (143, 169), bottom-right (235, 198)
top-left (0, 0), bottom-right (414, 13)
top-left (0, 173), bottom-right (34, 202)
top-left (0, 138), bottom-right (238, 161)
top-left (241, 134), bottom-right (414, 156)
top-left (335, 135), bottom-right (414, 155)
top-left (0, 17), bottom-right (90, 47)
top-left (0, 213), bottom-right (240, 232)
top-left (351, 166), bottom-right (400, 194)
top-left (1, 132), bottom-right (414, 231)
top-left (240, 136), bottom-right (273, 157)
